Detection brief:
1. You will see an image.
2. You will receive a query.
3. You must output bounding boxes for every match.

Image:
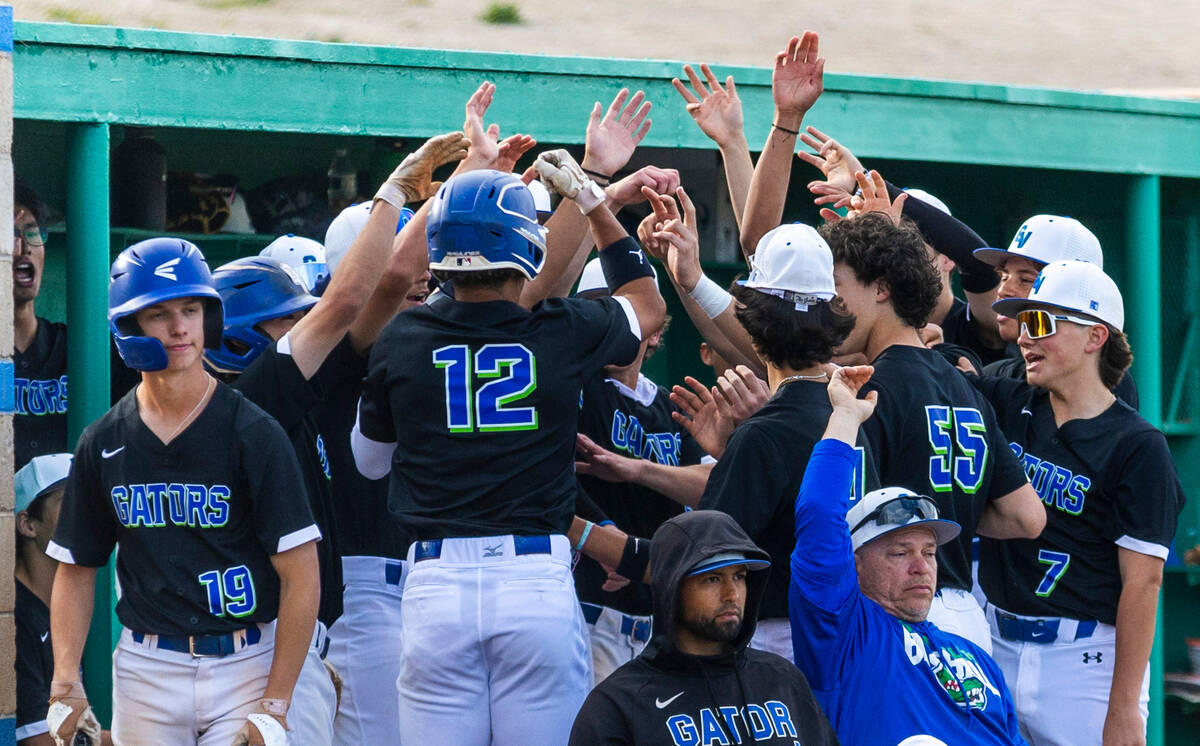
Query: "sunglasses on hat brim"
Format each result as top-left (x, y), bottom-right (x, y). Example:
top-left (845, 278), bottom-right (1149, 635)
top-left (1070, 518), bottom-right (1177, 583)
top-left (1016, 309), bottom-right (1100, 340)
top-left (850, 495), bottom-right (939, 536)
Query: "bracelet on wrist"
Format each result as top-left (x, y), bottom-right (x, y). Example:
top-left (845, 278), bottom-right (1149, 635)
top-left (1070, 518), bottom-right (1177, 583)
top-left (772, 122), bottom-right (800, 136)
top-left (573, 521), bottom-right (596, 553)
top-left (582, 167), bottom-right (613, 185)
top-left (688, 275), bottom-right (734, 319)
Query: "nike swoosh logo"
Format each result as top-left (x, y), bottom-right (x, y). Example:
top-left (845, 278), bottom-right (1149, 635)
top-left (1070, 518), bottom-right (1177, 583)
top-left (1021, 408), bottom-right (1033, 417)
top-left (40, 632), bottom-right (49, 642)
top-left (655, 691), bottom-right (684, 709)
top-left (101, 446), bottom-right (125, 458)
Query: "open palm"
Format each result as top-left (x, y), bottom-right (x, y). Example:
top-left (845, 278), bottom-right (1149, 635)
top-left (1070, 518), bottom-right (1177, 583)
top-left (773, 31), bottom-right (825, 116)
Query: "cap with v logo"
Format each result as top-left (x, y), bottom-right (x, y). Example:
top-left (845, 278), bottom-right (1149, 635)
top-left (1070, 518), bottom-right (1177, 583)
top-left (973, 215), bottom-right (1103, 269)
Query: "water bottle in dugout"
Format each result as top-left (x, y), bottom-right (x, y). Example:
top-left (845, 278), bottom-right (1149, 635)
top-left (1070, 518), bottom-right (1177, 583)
top-left (327, 148), bottom-right (357, 212)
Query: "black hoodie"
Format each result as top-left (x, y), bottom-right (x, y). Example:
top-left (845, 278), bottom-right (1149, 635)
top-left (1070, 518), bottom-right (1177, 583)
top-left (569, 510), bottom-right (839, 745)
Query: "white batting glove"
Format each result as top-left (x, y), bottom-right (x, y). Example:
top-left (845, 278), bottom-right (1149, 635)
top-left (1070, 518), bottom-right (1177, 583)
top-left (533, 149), bottom-right (607, 214)
top-left (47, 680), bottom-right (102, 746)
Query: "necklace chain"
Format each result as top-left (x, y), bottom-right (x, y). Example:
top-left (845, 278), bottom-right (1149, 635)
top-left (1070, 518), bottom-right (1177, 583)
top-left (779, 371), bottom-right (829, 386)
top-left (166, 376), bottom-right (214, 443)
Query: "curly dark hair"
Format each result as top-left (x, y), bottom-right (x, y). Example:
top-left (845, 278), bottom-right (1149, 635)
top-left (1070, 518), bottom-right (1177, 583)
top-left (821, 213), bottom-right (940, 329)
top-left (732, 284), bottom-right (855, 369)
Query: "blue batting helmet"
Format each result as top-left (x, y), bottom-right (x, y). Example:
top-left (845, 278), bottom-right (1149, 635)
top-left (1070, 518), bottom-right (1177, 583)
top-left (427, 170), bottom-right (547, 280)
top-left (109, 238), bottom-right (224, 372)
top-left (204, 256), bottom-right (319, 374)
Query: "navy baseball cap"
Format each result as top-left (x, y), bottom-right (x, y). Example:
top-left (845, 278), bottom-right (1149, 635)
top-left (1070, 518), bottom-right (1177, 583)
top-left (686, 551), bottom-right (771, 576)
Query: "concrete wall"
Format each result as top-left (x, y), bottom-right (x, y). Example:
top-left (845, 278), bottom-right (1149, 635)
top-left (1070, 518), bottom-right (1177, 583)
top-left (0, 6), bottom-right (15, 744)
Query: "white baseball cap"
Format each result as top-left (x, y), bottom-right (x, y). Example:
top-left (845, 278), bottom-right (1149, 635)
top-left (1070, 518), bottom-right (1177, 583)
top-left (574, 256), bottom-right (657, 297)
top-left (324, 202), bottom-right (416, 274)
top-left (15, 453), bottom-right (73, 513)
top-left (903, 188), bottom-right (951, 216)
top-left (846, 487), bottom-right (960, 552)
top-left (974, 215), bottom-right (1103, 269)
top-left (740, 224), bottom-right (836, 310)
top-left (526, 179), bottom-right (553, 219)
top-left (260, 234), bottom-right (328, 293)
top-left (991, 259), bottom-right (1124, 331)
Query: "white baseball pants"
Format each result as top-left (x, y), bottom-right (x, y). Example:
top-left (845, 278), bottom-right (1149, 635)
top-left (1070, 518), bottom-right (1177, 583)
top-left (328, 556), bottom-right (407, 745)
top-left (928, 587), bottom-right (993, 653)
top-left (397, 535), bottom-right (591, 746)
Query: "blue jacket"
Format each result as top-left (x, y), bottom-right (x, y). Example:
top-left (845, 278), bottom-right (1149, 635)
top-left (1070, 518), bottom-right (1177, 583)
top-left (790, 439), bottom-right (1026, 745)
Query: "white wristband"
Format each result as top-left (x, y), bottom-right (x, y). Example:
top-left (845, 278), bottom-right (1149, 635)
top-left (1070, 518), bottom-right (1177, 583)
top-left (575, 180), bottom-right (607, 215)
top-left (688, 275), bottom-right (733, 319)
top-left (373, 182), bottom-right (407, 211)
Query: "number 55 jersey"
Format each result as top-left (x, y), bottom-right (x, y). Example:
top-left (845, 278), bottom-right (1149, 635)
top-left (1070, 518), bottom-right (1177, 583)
top-left (357, 295), bottom-right (641, 541)
top-left (48, 384), bottom-right (320, 635)
top-left (859, 345), bottom-right (1030, 594)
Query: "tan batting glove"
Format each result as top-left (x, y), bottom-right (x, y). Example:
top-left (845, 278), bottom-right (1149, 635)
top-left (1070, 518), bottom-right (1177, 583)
top-left (47, 680), bottom-right (102, 746)
top-left (374, 131), bottom-right (471, 209)
top-left (533, 149), bottom-right (607, 215)
top-left (232, 699), bottom-right (290, 746)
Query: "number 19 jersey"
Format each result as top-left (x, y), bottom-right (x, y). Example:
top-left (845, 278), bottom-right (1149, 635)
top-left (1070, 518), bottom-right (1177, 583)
top-left (48, 384), bottom-right (320, 635)
top-left (358, 296), bottom-right (641, 541)
top-left (860, 345), bottom-right (1029, 592)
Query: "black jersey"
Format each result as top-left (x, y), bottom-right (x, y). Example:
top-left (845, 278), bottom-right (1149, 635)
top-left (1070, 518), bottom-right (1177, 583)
top-left (234, 338), bottom-right (343, 626)
top-left (700, 380), bottom-right (878, 620)
top-left (983, 353), bottom-right (1139, 410)
top-left (358, 295), bottom-right (641, 540)
top-left (575, 373), bottom-right (705, 615)
top-left (939, 298), bottom-right (1009, 368)
top-left (49, 383), bottom-right (319, 635)
top-left (974, 376), bottom-right (1184, 623)
top-left (314, 336), bottom-right (412, 560)
top-left (14, 318), bottom-right (68, 469)
top-left (860, 345), bottom-right (1029, 592)
top-left (15, 579), bottom-right (53, 741)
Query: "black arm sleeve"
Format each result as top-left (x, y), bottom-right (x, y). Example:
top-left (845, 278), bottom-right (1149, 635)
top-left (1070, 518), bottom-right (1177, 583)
top-left (886, 181), bottom-right (1000, 293)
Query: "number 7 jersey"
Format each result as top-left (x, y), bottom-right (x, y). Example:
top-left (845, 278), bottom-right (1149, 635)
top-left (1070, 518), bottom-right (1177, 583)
top-left (48, 384), bottom-right (321, 635)
top-left (859, 345), bottom-right (1030, 593)
top-left (974, 376), bottom-right (1184, 622)
top-left (358, 295), bottom-right (641, 541)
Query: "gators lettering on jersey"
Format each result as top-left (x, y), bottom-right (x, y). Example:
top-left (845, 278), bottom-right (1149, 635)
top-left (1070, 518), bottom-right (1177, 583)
top-left (234, 337), bottom-right (344, 627)
top-left (358, 296), bottom-right (640, 540)
top-left (14, 318), bottom-right (68, 469)
top-left (575, 373), bottom-right (704, 615)
top-left (860, 345), bottom-right (1028, 592)
top-left (48, 384), bottom-right (319, 636)
top-left (701, 380), bottom-right (878, 621)
top-left (974, 376), bottom-right (1184, 622)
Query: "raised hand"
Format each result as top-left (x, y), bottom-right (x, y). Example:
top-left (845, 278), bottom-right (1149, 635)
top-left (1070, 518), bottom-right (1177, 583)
top-left (713, 365), bottom-right (771, 424)
top-left (380, 131), bottom-right (470, 205)
top-left (772, 31), bottom-right (825, 120)
top-left (461, 81), bottom-right (500, 170)
top-left (583, 88), bottom-right (652, 177)
top-left (493, 133), bottom-right (538, 174)
top-left (848, 169), bottom-right (907, 225)
top-left (798, 125), bottom-right (864, 207)
top-left (673, 64), bottom-right (744, 148)
top-left (669, 376), bottom-right (736, 459)
top-left (534, 149), bottom-right (606, 214)
top-left (636, 211), bottom-right (667, 261)
top-left (826, 364), bottom-right (878, 424)
top-left (606, 165), bottom-right (681, 212)
top-left (648, 186), bottom-right (702, 291)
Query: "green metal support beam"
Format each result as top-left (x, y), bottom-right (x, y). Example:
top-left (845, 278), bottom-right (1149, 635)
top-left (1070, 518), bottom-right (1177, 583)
top-left (65, 121), bottom-right (114, 727)
top-left (14, 22), bottom-right (1200, 178)
top-left (1127, 174), bottom-right (1163, 746)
